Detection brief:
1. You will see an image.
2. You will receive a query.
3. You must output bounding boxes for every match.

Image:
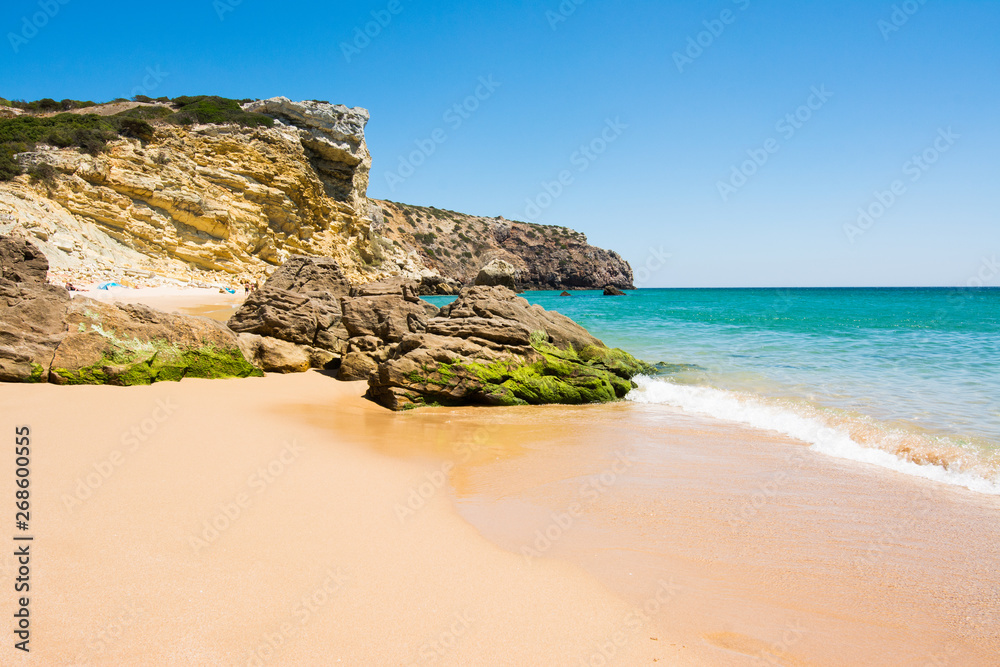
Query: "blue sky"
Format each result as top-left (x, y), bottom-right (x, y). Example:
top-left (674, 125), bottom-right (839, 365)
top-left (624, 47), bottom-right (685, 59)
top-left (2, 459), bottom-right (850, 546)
top-left (2, 0), bottom-right (997, 287)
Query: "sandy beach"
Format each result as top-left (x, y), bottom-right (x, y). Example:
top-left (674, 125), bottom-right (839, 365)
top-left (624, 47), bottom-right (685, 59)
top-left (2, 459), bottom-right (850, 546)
top-left (77, 285), bottom-right (246, 323)
top-left (1, 368), bottom-right (998, 665)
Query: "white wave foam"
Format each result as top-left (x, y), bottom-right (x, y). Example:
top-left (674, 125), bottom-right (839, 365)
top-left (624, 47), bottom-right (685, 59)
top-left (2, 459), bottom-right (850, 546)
top-left (626, 376), bottom-right (1000, 495)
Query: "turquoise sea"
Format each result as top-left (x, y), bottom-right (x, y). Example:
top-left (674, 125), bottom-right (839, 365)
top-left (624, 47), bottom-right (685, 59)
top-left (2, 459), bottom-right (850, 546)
top-left (425, 288), bottom-right (1000, 494)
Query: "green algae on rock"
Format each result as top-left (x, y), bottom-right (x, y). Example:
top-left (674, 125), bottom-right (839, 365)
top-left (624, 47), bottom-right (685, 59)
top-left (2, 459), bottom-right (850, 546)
top-left (1, 235), bottom-right (263, 385)
top-left (48, 300), bottom-right (262, 386)
top-left (366, 286), bottom-right (654, 410)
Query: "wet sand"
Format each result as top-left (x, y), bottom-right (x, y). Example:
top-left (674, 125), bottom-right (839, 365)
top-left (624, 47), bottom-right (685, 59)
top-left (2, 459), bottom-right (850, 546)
top-left (407, 402), bottom-right (1000, 665)
top-left (1, 373), bottom-right (998, 665)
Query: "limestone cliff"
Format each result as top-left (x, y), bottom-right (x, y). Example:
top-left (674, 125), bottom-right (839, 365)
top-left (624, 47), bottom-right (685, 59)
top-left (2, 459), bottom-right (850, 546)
top-left (0, 97), bottom-right (632, 289)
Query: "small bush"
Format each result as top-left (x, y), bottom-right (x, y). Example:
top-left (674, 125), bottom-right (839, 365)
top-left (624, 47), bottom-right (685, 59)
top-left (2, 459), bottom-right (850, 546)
top-left (167, 96), bottom-right (273, 128)
top-left (28, 161), bottom-right (56, 185)
top-left (118, 118), bottom-right (154, 142)
top-left (0, 148), bottom-right (21, 181)
top-left (153, 151), bottom-right (169, 165)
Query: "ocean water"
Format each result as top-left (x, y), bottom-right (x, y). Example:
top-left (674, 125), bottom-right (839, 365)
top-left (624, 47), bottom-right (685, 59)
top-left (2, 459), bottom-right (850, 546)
top-left (425, 288), bottom-right (1000, 494)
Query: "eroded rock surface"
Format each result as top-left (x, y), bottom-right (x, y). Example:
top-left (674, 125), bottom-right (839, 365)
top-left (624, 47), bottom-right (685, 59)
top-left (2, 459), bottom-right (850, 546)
top-left (366, 286), bottom-right (653, 410)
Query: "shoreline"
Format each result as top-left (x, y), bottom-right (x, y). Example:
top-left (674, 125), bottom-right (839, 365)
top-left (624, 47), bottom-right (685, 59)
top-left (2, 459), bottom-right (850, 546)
top-left (3, 373), bottom-right (997, 664)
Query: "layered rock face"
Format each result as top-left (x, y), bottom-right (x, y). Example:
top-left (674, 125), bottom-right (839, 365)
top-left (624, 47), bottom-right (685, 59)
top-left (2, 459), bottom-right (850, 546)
top-left (2, 98), bottom-right (407, 285)
top-left (0, 235), bottom-right (260, 384)
top-left (367, 286), bottom-right (654, 410)
top-left (244, 98), bottom-right (370, 210)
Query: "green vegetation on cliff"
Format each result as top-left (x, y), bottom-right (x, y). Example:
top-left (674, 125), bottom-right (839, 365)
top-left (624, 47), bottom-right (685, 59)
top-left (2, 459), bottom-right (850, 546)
top-left (0, 95), bottom-right (273, 181)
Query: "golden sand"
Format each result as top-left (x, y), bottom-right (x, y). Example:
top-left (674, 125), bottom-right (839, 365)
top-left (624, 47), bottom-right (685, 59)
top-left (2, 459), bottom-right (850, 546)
top-left (1, 371), bottom-right (998, 665)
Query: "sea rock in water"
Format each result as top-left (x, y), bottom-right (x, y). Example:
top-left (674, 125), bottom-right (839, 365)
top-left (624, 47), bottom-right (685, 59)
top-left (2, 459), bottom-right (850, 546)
top-left (474, 259), bottom-right (521, 291)
top-left (603, 285), bottom-right (626, 296)
top-left (366, 286), bottom-right (654, 410)
top-left (559, 291), bottom-right (572, 297)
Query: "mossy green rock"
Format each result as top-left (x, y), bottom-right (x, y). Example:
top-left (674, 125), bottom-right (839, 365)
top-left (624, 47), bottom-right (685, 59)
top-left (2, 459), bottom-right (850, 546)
top-left (48, 299), bottom-right (262, 386)
top-left (367, 286), bottom-right (654, 410)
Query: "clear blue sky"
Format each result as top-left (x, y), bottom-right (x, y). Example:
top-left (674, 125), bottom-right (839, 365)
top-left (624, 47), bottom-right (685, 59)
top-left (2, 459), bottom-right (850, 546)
top-left (2, 0), bottom-right (998, 287)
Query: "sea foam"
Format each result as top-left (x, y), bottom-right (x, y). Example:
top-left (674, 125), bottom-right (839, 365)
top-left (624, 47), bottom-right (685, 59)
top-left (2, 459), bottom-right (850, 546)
top-left (627, 376), bottom-right (1000, 495)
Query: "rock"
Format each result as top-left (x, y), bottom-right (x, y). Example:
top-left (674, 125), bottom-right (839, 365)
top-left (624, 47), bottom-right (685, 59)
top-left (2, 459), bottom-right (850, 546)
top-left (48, 299), bottom-right (261, 385)
top-left (228, 255), bottom-right (353, 354)
top-left (236, 333), bottom-right (312, 373)
top-left (559, 291), bottom-right (572, 297)
top-left (340, 292), bottom-right (438, 343)
top-left (0, 235), bottom-right (261, 385)
top-left (337, 351), bottom-right (378, 381)
top-left (366, 286), bottom-right (654, 410)
top-left (474, 259), bottom-right (520, 291)
top-left (0, 282), bottom-right (70, 382)
top-left (603, 286), bottom-right (626, 296)
top-left (0, 234), bottom-right (49, 284)
top-left (244, 97), bottom-right (371, 210)
top-left (228, 255), bottom-right (439, 375)
top-left (416, 275), bottom-right (458, 296)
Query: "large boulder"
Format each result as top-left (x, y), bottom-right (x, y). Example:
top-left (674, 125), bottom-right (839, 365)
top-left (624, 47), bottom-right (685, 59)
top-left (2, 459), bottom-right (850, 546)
top-left (474, 259), bottom-right (521, 291)
top-left (228, 255), bottom-right (354, 361)
top-left (0, 235), bottom-right (261, 385)
top-left (228, 257), bottom-right (442, 376)
top-left (366, 286), bottom-right (654, 410)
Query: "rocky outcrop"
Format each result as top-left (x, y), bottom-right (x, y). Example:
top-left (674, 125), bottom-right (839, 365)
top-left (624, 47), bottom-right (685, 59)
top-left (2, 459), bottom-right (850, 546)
top-left (0, 234), bottom-right (48, 284)
top-left (244, 98), bottom-right (371, 211)
top-left (603, 286), bottom-right (626, 296)
top-left (366, 286), bottom-right (653, 410)
top-left (0, 235), bottom-right (260, 384)
top-left (0, 236), bottom-right (71, 382)
top-left (474, 259), bottom-right (520, 291)
top-left (227, 255), bottom-right (353, 363)
top-left (376, 203), bottom-right (634, 290)
top-left (226, 256), bottom-right (439, 376)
